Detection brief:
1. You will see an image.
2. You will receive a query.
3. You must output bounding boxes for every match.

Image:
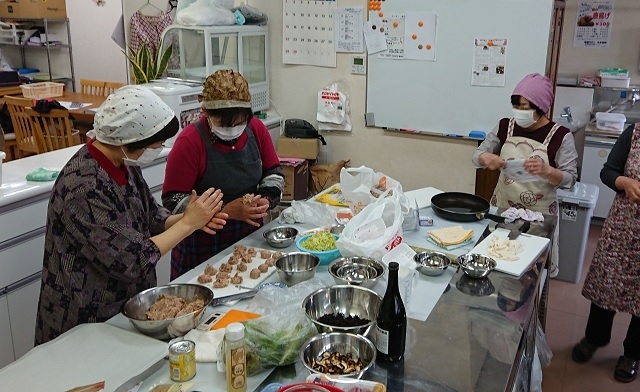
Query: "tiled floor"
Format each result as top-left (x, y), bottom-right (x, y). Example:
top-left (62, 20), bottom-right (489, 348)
top-left (542, 224), bottom-right (638, 391)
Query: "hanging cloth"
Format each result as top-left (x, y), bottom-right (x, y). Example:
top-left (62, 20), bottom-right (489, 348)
top-left (129, 10), bottom-right (173, 57)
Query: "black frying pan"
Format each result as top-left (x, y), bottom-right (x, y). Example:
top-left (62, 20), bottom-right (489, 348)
top-left (430, 192), bottom-right (505, 223)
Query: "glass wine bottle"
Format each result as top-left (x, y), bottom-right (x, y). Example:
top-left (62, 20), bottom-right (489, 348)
top-left (375, 261), bottom-right (407, 362)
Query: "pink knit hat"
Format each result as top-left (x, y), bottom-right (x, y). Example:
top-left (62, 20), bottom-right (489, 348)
top-left (512, 73), bottom-right (554, 113)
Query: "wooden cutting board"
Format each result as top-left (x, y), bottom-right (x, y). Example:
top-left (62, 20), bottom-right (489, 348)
top-left (469, 228), bottom-right (550, 276)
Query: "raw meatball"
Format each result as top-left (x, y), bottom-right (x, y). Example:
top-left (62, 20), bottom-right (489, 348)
top-left (249, 269), bottom-right (261, 279)
top-left (258, 263), bottom-right (269, 273)
top-left (273, 251), bottom-right (283, 259)
top-left (216, 271), bottom-right (230, 280)
top-left (204, 264), bottom-right (217, 276)
top-left (242, 193), bottom-right (255, 205)
top-left (219, 263), bottom-right (233, 273)
top-left (227, 256), bottom-right (239, 265)
top-left (197, 274), bottom-right (213, 284)
top-left (265, 257), bottom-right (275, 267)
top-left (260, 250), bottom-right (272, 259)
top-left (230, 273), bottom-right (244, 285)
top-left (235, 244), bottom-right (247, 253)
top-left (248, 247), bottom-right (257, 257)
top-left (242, 254), bottom-right (253, 264)
top-left (214, 277), bottom-right (229, 288)
top-left (237, 262), bottom-right (248, 272)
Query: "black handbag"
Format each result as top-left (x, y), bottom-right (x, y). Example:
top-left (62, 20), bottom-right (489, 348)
top-left (284, 118), bottom-right (326, 145)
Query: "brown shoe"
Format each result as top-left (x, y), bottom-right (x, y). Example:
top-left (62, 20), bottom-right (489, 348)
top-left (614, 356), bottom-right (639, 383)
top-left (571, 337), bottom-right (598, 363)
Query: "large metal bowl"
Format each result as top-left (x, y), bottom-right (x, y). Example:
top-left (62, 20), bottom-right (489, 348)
top-left (275, 252), bottom-right (320, 286)
top-left (328, 257), bottom-right (386, 289)
top-left (456, 253), bottom-right (497, 279)
top-left (122, 283), bottom-right (214, 340)
top-left (303, 285), bottom-right (382, 335)
top-left (300, 332), bottom-right (376, 379)
top-left (263, 226), bottom-right (299, 248)
top-left (414, 251), bottom-right (451, 276)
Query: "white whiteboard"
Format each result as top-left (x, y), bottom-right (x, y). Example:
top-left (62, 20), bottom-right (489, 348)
top-left (365, 0), bottom-right (554, 137)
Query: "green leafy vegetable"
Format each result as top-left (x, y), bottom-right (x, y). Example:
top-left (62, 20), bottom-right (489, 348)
top-left (301, 231), bottom-right (337, 252)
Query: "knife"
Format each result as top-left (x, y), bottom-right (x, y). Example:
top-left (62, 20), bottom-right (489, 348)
top-left (210, 289), bottom-right (258, 306)
top-left (508, 221), bottom-right (531, 240)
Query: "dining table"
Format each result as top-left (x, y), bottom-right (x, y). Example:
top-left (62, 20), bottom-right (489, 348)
top-left (0, 89), bottom-right (107, 157)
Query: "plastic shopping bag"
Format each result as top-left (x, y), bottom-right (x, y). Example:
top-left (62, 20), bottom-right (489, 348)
top-left (339, 166), bottom-right (416, 230)
top-left (336, 191), bottom-right (404, 260)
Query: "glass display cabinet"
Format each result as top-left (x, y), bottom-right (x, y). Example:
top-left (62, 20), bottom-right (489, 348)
top-left (161, 24), bottom-right (269, 112)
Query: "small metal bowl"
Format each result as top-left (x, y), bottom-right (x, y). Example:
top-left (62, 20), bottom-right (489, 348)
top-left (263, 226), bottom-right (299, 248)
top-left (303, 285), bottom-right (382, 335)
top-left (413, 251), bottom-right (452, 276)
top-left (328, 257), bottom-right (386, 289)
top-left (456, 253), bottom-right (497, 279)
top-left (275, 252), bottom-right (320, 286)
top-left (300, 332), bottom-right (376, 379)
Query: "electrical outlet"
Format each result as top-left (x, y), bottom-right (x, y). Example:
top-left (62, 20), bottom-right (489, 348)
top-left (351, 56), bottom-right (366, 75)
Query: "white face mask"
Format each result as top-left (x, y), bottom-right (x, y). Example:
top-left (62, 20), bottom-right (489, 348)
top-left (121, 147), bottom-right (162, 166)
top-left (512, 108), bottom-right (537, 128)
top-left (209, 120), bottom-right (246, 141)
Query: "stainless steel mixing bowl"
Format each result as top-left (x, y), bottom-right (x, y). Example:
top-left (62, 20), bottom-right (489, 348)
top-left (303, 285), bottom-right (382, 335)
top-left (275, 252), bottom-right (320, 286)
top-left (456, 253), bottom-right (497, 279)
top-left (300, 332), bottom-right (376, 379)
top-left (122, 283), bottom-right (214, 340)
top-left (328, 256), bottom-right (385, 289)
top-left (414, 251), bottom-right (452, 276)
top-left (263, 226), bottom-right (299, 248)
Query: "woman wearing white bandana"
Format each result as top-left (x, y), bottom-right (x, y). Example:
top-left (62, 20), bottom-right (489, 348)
top-left (163, 70), bottom-right (284, 280)
top-left (472, 73), bottom-right (579, 277)
top-left (35, 86), bottom-right (227, 344)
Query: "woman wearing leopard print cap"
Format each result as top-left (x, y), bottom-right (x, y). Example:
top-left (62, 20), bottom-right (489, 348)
top-left (163, 70), bottom-right (284, 280)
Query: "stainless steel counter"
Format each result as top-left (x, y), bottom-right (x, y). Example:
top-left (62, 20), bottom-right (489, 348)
top-left (256, 212), bottom-right (555, 392)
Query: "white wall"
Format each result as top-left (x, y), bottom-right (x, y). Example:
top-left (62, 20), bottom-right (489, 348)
top-left (67, 1), bottom-right (128, 89)
top-left (558, 0), bottom-right (640, 83)
top-left (248, 0), bottom-right (478, 192)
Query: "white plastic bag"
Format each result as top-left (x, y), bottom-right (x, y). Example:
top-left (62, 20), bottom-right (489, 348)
top-left (339, 166), bottom-right (416, 230)
top-left (176, 0), bottom-right (237, 26)
top-left (317, 83), bottom-right (352, 132)
top-left (336, 191), bottom-right (404, 260)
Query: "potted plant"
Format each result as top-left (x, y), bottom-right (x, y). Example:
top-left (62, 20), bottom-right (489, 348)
top-left (123, 40), bottom-right (173, 84)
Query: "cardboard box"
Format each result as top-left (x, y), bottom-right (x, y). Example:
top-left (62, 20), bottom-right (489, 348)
top-left (19, 0), bottom-right (66, 19)
top-left (277, 136), bottom-right (320, 160)
top-left (0, 2), bottom-right (20, 19)
top-left (280, 159), bottom-right (308, 201)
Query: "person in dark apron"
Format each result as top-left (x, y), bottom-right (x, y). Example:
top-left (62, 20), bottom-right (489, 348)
top-left (472, 73), bottom-right (579, 278)
top-left (571, 123), bottom-right (640, 383)
top-left (163, 70), bottom-right (284, 280)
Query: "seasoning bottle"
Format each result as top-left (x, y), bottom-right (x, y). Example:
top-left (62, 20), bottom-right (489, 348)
top-left (225, 322), bottom-right (247, 392)
top-left (375, 262), bottom-right (407, 361)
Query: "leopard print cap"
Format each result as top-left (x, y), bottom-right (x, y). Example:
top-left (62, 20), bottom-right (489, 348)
top-left (198, 69), bottom-right (252, 110)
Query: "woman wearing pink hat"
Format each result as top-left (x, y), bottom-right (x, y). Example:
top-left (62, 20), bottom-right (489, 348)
top-left (472, 73), bottom-right (579, 276)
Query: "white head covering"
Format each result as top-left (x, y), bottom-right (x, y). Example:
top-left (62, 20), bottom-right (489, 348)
top-left (89, 85), bottom-right (175, 146)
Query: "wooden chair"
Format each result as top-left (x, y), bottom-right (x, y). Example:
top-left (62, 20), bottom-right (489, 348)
top-left (104, 81), bottom-right (125, 96)
top-left (5, 96), bottom-right (43, 158)
top-left (25, 108), bottom-right (80, 153)
top-left (80, 79), bottom-right (106, 96)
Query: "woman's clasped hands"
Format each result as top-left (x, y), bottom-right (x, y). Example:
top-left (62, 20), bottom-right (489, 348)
top-left (182, 188), bottom-right (228, 234)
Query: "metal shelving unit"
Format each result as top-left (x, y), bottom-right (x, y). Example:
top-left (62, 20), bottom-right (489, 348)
top-left (0, 17), bottom-right (75, 91)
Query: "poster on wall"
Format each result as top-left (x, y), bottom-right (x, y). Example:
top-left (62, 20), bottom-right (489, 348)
top-left (283, 0), bottom-right (337, 67)
top-left (377, 13), bottom-right (405, 59)
top-left (573, 0), bottom-right (614, 48)
top-left (335, 6), bottom-right (364, 53)
top-left (471, 38), bottom-right (508, 87)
